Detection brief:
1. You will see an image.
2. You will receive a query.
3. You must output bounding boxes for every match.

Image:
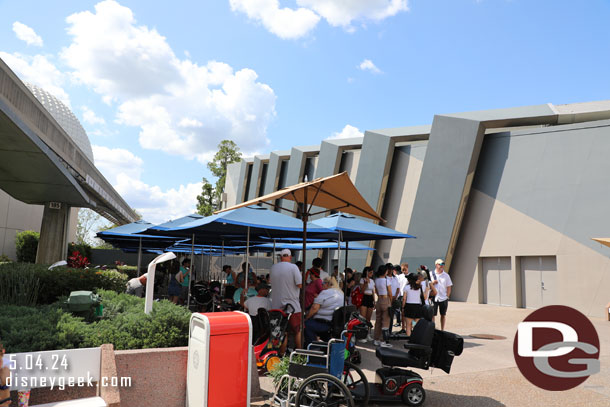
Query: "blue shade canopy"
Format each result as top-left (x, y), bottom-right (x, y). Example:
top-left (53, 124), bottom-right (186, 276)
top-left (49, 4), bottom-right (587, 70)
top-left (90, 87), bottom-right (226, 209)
top-left (96, 219), bottom-right (187, 251)
top-left (255, 241), bottom-right (374, 251)
top-left (141, 206), bottom-right (334, 241)
top-left (309, 212), bottom-right (415, 241)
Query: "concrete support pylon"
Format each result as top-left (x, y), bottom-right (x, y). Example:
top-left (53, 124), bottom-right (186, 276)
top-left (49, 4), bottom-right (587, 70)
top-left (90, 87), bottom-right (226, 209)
top-left (36, 202), bottom-right (70, 264)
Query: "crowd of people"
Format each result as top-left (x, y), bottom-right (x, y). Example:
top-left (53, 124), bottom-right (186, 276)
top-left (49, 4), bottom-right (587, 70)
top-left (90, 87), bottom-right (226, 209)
top-left (157, 249), bottom-right (453, 351)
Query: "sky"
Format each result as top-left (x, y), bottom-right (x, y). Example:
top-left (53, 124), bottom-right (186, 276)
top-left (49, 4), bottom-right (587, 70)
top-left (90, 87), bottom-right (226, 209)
top-left (1, 0), bottom-right (609, 225)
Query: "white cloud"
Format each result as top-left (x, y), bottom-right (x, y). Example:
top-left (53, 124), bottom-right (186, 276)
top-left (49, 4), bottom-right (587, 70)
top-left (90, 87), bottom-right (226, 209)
top-left (229, 0), bottom-right (408, 38)
top-left (12, 22), bottom-right (43, 46)
top-left (82, 106), bottom-right (106, 125)
top-left (0, 52), bottom-right (71, 106)
top-left (327, 124), bottom-right (364, 140)
top-left (61, 0), bottom-right (276, 164)
top-left (92, 145), bottom-right (201, 223)
top-left (229, 0), bottom-right (320, 40)
top-left (92, 145), bottom-right (143, 183)
top-left (298, 0), bottom-right (408, 29)
top-left (358, 59), bottom-right (382, 74)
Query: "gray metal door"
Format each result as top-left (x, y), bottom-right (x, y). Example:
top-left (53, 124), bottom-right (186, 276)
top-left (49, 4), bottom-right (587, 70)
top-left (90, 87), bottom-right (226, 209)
top-left (482, 257), bottom-right (513, 306)
top-left (521, 256), bottom-right (557, 309)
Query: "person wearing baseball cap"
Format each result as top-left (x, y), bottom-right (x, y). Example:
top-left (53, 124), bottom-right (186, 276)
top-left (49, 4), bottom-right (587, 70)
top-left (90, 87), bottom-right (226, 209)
top-left (270, 249), bottom-right (303, 352)
top-left (431, 259), bottom-right (453, 330)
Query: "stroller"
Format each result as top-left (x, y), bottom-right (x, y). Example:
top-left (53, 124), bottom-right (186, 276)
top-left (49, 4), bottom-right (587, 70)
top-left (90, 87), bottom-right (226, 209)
top-left (253, 304), bottom-right (294, 373)
top-left (342, 311), bottom-right (371, 364)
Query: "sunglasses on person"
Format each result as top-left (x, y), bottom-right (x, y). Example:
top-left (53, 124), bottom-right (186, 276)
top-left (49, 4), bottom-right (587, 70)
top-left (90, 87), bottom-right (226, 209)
top-left (438, 263), bottom-right (445, 266)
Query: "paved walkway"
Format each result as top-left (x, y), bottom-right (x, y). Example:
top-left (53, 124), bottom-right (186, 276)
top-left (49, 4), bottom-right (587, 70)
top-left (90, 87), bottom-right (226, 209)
top-left (256, 302), bottom-right (610, 406)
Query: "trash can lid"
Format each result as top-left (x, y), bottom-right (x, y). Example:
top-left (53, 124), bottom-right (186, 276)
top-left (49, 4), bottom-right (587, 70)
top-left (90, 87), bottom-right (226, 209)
top-left (192, 312), bottom-right (250, 335)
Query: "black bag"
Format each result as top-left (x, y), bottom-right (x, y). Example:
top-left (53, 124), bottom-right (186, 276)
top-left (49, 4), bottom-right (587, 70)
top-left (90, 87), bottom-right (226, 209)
top-left (420, 287), bottom-right (433, 321)
top-left (430, 329), bottom-right (464, 373)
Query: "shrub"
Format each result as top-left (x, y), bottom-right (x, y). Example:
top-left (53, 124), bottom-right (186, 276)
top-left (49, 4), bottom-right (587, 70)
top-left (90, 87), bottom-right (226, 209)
top-left (0, 265), bottom-right (40, 306)
top-left (0, 263), bottom-right (128, 305)
top-left (117, 265), bottom-right (138, 279)
top-left (0, 304), bottom-right (89, 352)
top-left (67, 251), bottom-right (90, 269)
top-left (0, 290), bottom-right (191, 353)
top-left (15, 230), bottom-right (39, 263)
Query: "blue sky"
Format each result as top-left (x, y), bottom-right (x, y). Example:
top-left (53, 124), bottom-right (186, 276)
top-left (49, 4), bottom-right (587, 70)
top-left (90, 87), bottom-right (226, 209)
top-left (1, 0), bottom-right (609, 224)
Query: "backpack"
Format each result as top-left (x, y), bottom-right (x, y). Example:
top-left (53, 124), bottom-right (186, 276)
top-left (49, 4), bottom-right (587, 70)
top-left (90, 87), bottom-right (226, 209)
top-left (351, 285), bottom-right (363, 307)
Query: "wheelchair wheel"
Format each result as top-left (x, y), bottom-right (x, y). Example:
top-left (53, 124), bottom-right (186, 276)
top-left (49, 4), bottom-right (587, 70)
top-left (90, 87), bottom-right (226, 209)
top-left (341, 361), bottom-right (369, 406)
top-left (401, 383), bottom-right (425, 406)
top-left (295, 373), bottom-right (354, 407)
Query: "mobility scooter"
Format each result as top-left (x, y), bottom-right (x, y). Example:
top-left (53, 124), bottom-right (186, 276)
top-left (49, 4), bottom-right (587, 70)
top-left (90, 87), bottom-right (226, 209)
top-left (345, 314), bottom-right (464, 406)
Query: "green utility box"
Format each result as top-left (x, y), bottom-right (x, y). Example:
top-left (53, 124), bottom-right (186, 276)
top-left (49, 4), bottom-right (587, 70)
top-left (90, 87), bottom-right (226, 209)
top-left (65, 291), bottom-right (102, 318)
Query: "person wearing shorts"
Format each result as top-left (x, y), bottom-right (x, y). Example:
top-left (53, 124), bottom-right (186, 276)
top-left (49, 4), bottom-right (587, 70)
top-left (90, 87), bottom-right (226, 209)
top-left (401, 273), bottom-right (423, 337)
top-left (270, 249), bottom-right (303, 352)
top-left (431, 259), bottom-right (453, 330)
top-left (358, 266), bottom-right (375, 342)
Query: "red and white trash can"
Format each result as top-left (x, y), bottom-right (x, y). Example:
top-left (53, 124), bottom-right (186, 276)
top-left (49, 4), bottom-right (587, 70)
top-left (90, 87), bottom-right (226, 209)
top-left (186, 312), bottom-right (252, 407)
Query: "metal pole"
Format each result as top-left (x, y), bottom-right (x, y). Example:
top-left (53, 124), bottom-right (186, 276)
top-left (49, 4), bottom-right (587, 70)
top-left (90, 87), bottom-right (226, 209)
top-left (137, 237), bottom-right (142, 277)
top-left (207, 248), bottom-right (211, 281)
top-left (273, 239), bottom-right (277, 264)
top-left (246, 226), bottom-right (250, 295)
top-left (300, 189), bottom-right (308, 347)
top-left (344, 240), bottom-right (349, 310)
top-left (187, 234), bottom-right (194, 308)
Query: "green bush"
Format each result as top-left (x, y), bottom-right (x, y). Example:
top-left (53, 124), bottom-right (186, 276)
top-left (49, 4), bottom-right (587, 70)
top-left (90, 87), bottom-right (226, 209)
top-left (0, 263), bottom-right (128, 305)
top-left (0, 265), bottom-right (40, 306)
top-left (0, 290), bottom-right (191, 353)
top-left (15, 230), bottom-right (39, 263)
top-left (117, 265), bottom-right (138, 279)
top-left (0, 304), bottom-right (88, 352)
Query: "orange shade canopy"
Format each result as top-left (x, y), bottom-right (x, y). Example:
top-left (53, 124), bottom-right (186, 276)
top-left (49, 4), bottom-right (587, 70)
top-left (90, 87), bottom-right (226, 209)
top-left (216, 172), bottom-right (384, 222)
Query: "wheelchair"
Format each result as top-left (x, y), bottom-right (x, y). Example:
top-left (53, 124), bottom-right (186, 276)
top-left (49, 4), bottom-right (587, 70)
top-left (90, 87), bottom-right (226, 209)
top-left (272, 337), bottom-right (355, 407)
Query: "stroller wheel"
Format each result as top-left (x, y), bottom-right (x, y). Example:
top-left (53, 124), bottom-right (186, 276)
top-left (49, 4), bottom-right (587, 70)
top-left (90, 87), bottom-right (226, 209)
top-left (265, 355), bottom-right (281, 373)
top-left (401, 383), bottom-right (425, 406)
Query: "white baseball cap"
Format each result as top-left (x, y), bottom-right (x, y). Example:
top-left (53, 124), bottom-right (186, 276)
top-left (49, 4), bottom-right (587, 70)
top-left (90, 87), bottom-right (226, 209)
top-left (280, 248), bottom-right (292, 257)
top-left (435, 259), bottom-right (445, 265)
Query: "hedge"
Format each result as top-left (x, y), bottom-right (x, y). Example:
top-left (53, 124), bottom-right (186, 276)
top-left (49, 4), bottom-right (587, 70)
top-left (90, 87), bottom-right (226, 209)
top-left (15, 230), bottom-right (39, 263)
top-left (0, 263), bottom-right (127, 305)
top-left (0, 290), bottom-right (191, 353)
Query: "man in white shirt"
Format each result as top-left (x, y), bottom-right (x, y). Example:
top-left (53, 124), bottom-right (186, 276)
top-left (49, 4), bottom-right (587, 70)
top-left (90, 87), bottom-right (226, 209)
top-left (270, 249), bottom-right (303, 350)
top-left (388, 265), bottom-right (402, 332)
top-left (431, 259), bottom-right (453, 330)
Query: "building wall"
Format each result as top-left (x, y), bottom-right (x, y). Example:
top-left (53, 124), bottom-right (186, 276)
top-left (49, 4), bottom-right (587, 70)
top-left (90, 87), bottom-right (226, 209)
top-left (0, 189), bottom-right (79, 260)
top-left (378, 143), bottom-right (426, 265)
top-left (451, 120), bottom-right (610, 318)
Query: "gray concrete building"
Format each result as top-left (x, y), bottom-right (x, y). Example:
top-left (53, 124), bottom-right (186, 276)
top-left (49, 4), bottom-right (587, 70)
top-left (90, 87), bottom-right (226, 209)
top-left (0, 58), bottom-right (136, 262)
top-left (224, 101), bottom-right (610, 318)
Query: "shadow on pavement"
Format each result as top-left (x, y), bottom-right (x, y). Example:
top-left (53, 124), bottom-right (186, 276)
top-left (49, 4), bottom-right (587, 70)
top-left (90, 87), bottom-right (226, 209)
top-left (423, 390), bottom-right (506, 407)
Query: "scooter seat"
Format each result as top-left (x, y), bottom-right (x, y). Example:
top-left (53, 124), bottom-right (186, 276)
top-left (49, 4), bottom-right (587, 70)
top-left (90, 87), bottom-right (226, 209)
top-left (376, 347), bottom-right (422, 368)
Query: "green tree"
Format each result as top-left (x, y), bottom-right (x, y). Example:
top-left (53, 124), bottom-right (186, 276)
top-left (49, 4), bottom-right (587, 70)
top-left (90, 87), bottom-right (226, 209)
top-left (208, 140), bottom-right (241, 196)
top-left (197, 140), bottom-right (242, 213)
top-left (196, 178), bottom-right (216, 216)
top-left (76, 208), bottom-right (113, 247)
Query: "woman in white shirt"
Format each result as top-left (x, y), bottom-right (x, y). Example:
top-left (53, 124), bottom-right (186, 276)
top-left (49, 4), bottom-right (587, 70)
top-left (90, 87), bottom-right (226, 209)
top-left (358, 267), bottom-right (376, 325)
top-left (401, 273), bottom-right (423, 337)
top-left (373, 265), bottom-right (393, 347)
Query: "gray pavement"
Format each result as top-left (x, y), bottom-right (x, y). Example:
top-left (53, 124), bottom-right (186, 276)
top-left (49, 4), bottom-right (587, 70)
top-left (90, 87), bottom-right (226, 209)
top-left (256, 301), bottom-right (610, 406)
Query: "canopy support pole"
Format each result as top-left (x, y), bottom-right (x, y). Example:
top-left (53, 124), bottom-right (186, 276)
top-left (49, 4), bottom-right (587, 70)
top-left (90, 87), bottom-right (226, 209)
top-left (246, 226), bottom-right (250, 295)
top-left (207, 249), bottom-right (211, 281)
top-left (300, 188), bottom-right (308, 348)
top-left (136, 237), bottom-right (142, 278)
top-left (187, 234), bottom-right (194, 309)
top-left (273, 239), bottom-right (276, 264)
